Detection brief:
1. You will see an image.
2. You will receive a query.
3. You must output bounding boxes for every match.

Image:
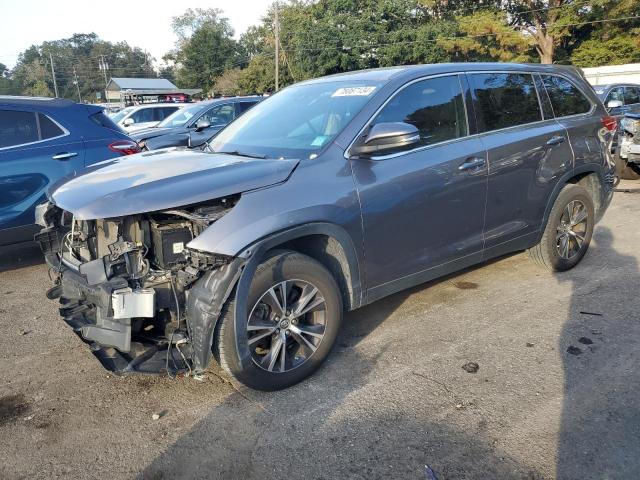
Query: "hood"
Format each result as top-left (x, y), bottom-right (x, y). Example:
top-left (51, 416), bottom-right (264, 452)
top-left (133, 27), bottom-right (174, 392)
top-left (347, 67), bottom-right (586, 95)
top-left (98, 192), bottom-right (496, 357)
top-left (130, 126), bottom-right (184, 141)
top-left (50, 148), bottom-right (299, 220)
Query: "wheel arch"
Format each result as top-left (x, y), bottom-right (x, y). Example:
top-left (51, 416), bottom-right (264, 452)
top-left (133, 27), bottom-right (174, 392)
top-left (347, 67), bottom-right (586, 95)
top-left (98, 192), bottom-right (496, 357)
top-left (240, 223), bottom-right (363, 312)
top-left (539, 165), bottom-right (612, 243)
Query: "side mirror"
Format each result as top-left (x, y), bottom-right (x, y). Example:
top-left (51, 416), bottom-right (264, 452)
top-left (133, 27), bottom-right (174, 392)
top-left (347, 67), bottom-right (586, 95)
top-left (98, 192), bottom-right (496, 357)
top-left (350, 122), bottom-right (420, 158)
top-left (607, 99), bottom-right (623, 110)
top-left (123, 118), bottom-right (135, 127)
top-left (194, 119), bottom-right (211, 132)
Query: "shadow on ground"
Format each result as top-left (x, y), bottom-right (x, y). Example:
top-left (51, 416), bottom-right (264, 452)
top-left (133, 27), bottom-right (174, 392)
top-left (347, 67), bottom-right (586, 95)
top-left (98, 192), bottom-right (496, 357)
top-left (140, 261), bottom-right (544, 480)
top-left (0, 242), bottom-right (43, 273)
top-left (557, 226), bottom-right (640, 478)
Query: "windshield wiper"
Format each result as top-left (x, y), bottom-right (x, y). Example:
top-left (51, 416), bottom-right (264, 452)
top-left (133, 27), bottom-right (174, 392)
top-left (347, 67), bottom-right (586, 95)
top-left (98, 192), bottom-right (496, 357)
top-left (215, 150), bottom-right (267, 159)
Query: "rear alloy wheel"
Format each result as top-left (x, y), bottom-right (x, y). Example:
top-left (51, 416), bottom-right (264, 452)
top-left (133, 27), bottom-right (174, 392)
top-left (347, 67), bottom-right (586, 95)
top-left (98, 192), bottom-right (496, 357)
top-left (556, 200), bottom-right (589, 260)
top-left (213, 251), bottom-right (343, 391)
top-left (528, 184), bottom-right (594, 271)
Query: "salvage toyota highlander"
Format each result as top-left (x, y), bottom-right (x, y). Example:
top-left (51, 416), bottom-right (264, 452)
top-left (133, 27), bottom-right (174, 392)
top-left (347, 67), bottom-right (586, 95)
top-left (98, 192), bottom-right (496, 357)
top-left (37, 63), bottom-right (616, 390)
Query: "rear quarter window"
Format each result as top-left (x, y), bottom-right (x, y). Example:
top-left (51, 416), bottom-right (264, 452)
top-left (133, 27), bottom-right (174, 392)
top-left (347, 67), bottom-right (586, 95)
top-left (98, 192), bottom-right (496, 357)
top-left (469, 73), bottom-right (542, 132)
top-left (90, 111), bottom-right (123, 132)
top-left (541, 75), bottom-right (592, 117)
top-left (38, 113), bottom-right (64, 139)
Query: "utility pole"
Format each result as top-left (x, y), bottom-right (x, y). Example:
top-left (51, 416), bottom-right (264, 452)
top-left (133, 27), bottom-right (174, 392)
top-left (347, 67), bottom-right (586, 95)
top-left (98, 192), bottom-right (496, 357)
top-left (48, 52), bottom-right (59, 97)
top-left (73, 67), bottom-right (82, 103)
top-left (274, 1), bottom-right (279, 92)
top-left (99, 55), bottom-right (110, 104)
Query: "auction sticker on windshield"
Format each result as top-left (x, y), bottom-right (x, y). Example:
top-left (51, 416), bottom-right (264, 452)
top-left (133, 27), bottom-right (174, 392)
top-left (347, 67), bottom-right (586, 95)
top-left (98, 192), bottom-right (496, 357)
top-left (332, 86), bottom-right (377, 97)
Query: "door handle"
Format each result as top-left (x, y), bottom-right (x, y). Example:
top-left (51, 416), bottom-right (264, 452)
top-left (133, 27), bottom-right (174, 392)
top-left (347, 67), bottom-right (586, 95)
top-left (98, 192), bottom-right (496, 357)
top-left (52, 152), bottom-right (78, 160)
top-left (546, 136), bottom-right (566, 146)
top-left (458, 157), bottom-right (486, 171)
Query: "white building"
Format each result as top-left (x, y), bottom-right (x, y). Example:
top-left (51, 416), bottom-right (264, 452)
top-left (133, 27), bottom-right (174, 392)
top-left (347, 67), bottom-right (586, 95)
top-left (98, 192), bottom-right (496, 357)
top-left (582, 63), bottom-right (640, 86)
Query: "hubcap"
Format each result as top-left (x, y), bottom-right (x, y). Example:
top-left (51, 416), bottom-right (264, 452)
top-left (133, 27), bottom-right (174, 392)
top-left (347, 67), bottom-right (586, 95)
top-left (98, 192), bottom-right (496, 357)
top-left (556, 200), bottom-right (589, 260)
top-left (247, 279), bottom-right (327, 373)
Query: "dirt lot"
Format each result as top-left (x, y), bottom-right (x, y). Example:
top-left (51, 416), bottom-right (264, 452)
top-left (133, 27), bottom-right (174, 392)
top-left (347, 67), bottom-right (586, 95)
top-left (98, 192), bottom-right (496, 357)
top-left (1, 182), bottom-right (639, 480)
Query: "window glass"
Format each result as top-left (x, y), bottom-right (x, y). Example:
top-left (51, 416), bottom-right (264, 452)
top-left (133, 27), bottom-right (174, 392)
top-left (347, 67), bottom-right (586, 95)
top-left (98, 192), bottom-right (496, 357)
top-left (200, 104), bottom-right (235, 125)
top-left (110, 106), bottom-right (135, 123)
top-left (130, 107), bottom-right (155, 124)
top-left (158, 104), bottom-right (207, 128)
top-left (90, 112), bottom-right (123, 132)
top-left (470, 73), bottom-right (541, 132)
top-left (541, 75), bottom-right (592, 117)
top-left (38, 113), bottom-right (64, 139)
top-left (606, 87), bottom-right (625, 104)
top-left (371, 75), bottom-right (467, 148)
top-left (208, 80), bottom-right (382, 160)
top-left (154, 107), bottom-right (179, 121)
top-left (237, 101), bottom-right (258, 114)
top-left (624, 87), bottom-right (640, 105)
top-left (0, 110), bottom-right (39, 148)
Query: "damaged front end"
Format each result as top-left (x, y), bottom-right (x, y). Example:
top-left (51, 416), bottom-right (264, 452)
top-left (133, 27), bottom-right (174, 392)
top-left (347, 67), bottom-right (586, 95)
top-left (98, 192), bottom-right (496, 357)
top-left (35, 198), bottom-right (244, 376)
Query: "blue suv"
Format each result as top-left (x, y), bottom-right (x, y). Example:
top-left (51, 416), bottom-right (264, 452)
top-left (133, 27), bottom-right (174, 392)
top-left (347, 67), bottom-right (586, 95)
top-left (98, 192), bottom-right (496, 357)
top-left (0, 96), bottom-right (139, 245)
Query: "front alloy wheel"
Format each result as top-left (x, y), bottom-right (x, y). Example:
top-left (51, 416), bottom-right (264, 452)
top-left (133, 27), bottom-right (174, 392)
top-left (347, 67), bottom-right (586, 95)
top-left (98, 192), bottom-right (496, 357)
top-left (248, 279), bottom-right (327, 373)
top-left (213, 251), bottom-right (343, 391)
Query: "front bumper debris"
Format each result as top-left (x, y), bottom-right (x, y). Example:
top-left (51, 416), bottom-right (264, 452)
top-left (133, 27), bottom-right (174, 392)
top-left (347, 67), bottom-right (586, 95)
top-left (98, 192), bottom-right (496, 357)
top-left (45, 255), bottom-right (190, 375)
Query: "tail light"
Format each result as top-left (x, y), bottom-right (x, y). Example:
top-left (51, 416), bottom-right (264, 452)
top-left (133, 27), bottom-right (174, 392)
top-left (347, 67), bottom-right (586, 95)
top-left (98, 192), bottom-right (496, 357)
top-left (109, 140), bottom-right (140, 156)
top-left (601, 116), bottom-right (618, 132)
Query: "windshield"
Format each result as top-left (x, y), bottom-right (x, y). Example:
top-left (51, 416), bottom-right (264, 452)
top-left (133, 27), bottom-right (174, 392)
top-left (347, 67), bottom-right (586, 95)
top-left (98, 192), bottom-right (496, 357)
top-left (158, 103), bottom-right (208, 128)
top-left (110, 106), bottom-right (135, 123)
top-left (208, 81), bottom-right (382, 159)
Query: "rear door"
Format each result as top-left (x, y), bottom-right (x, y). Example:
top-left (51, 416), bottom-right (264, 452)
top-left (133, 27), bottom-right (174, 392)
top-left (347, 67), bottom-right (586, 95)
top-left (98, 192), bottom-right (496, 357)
top-left (468, 72), bottom-right (574, 256)
top-left (0, 108), bottom-right (85, 243)
top-left (541, 74), bottom-right (601, 172)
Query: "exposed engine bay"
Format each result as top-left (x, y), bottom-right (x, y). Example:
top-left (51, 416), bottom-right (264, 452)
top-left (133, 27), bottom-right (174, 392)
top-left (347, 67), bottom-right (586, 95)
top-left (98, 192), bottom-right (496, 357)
top-left (35, 196), bottom-right (240, 376)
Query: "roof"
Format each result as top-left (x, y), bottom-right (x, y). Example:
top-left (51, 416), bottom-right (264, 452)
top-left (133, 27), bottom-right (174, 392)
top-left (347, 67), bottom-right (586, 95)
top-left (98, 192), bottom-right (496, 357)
top-left (299, 62), bottom-right (583, 86)
top-left (107, 78), bottom-right (177, 91)
top-left (0, 96), bottom-right (75, 108)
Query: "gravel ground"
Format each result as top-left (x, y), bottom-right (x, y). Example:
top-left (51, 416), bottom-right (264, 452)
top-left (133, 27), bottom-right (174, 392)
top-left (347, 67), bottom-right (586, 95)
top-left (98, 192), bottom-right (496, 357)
top-left (1, 182), bottom-right (640, 480)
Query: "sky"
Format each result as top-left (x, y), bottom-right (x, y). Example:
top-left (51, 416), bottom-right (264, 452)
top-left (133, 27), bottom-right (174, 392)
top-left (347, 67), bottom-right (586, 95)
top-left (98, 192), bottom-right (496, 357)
top-left (0, 0), bottom-right (274, 69)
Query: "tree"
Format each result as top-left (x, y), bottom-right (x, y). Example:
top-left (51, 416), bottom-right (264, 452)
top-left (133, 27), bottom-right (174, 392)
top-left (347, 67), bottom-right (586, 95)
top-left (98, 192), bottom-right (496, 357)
top-left (169, 8), bottom-right (241, 91)
top-left (8, 34), bottom-right (156, 100)
top-left (211, 68), bottom-right (244, 96)
top-left (437, 10), bottom-right (535, 62)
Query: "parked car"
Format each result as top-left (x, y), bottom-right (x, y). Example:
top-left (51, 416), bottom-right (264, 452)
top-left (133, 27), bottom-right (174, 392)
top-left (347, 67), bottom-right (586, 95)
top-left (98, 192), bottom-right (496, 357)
top-left (0, 96), bottom-right (139, 246)
top-left (593, 83), bottom-right (640, 179)
top-left (37, 63), bottom-right (615, 390)
top-left (109, 103), bottom-right (187, 133)
top-left (132, 97), bottom-right (261, 151)
top-left (594, 83), bottom-right (640, 116)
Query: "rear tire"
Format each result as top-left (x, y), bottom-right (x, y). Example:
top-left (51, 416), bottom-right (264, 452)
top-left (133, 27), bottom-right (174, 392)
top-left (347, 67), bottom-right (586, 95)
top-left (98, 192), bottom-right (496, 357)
top-left (213, 250), bottom-right (343, 391)
top-left (528, 184), bottom-right (594, 271)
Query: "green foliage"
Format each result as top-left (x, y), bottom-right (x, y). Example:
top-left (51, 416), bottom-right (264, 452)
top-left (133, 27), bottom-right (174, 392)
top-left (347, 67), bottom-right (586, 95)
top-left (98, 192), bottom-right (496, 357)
top-left (169, 8), bottom-right (241, 93)
top-left (4, 1), bottom-right (640, 99)
top-left (438, 10), bottom-right (535, 62)
top-left (572, 34), bottom-right (640, 67)
top-left (8, 33), bottom-right (156, 100)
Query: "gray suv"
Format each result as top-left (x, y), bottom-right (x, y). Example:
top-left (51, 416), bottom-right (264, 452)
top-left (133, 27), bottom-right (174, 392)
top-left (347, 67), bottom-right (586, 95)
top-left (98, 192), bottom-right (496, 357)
top-left (37, 63), bottom-right (615, 390)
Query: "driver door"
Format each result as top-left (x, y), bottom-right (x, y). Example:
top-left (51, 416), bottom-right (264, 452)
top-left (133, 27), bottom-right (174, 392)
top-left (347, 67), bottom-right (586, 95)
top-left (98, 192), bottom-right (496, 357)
top-left (349, 75), bottom-right (488, 300)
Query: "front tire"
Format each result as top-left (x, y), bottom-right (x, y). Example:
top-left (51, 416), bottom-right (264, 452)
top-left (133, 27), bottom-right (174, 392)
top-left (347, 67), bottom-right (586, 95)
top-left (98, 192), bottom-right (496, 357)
top-left (213, 251), bottom-right (343, 391)
top-left (528, 184), bottom-right (594, 271)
